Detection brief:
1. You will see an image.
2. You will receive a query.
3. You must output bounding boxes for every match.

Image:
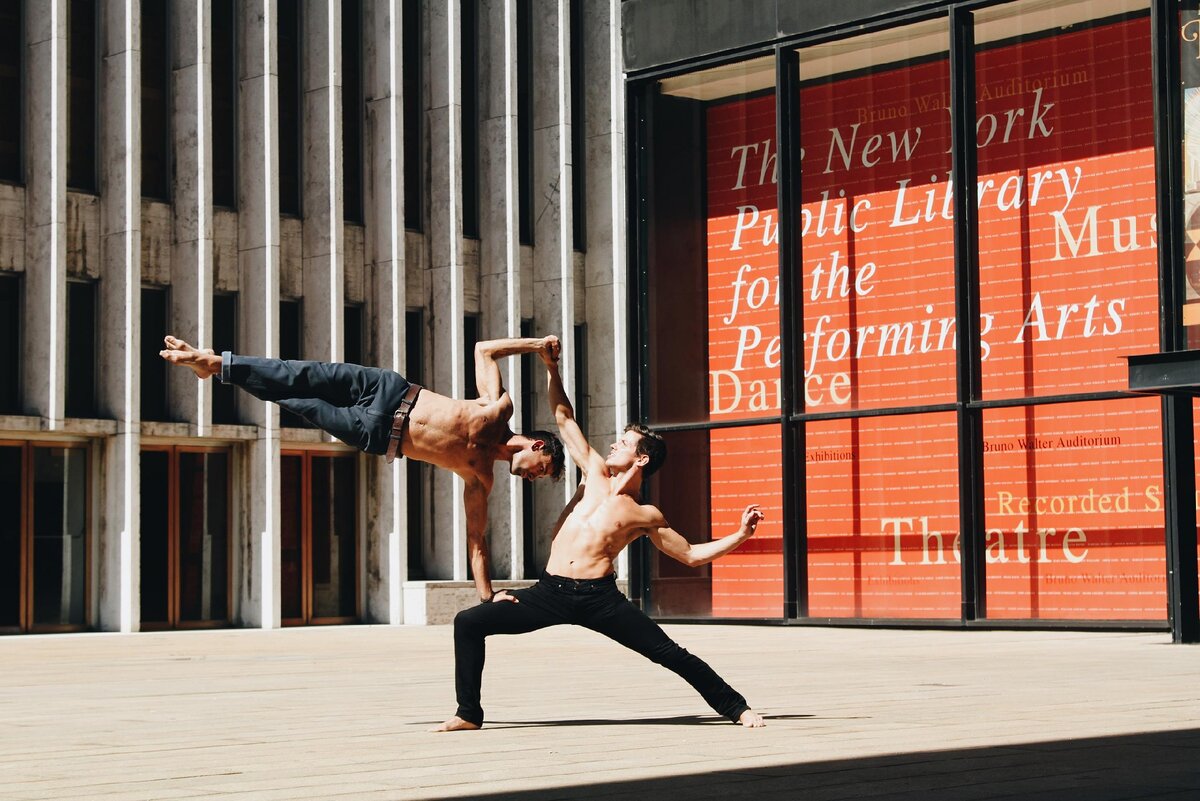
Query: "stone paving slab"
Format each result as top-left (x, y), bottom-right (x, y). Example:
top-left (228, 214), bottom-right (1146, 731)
top-left (0, 625), bottom-right (1197, 800)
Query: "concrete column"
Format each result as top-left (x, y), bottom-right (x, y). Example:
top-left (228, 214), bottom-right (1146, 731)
top-left (301, 0), bottom-right (344, 363)
top-left (362, 0), bottom-right (406, 622)
top-left (237, 0), bottom-right (281, 628)
top-left (531, 0), bottom-right (575, 562)
top-left (95, 0), bottom-right (142, 633)
top-left (23, 0), bottom-right (68, 424)
top-left (169, 0), bottom-right (214, 431)
top-left (585, 0), bottom-right (629, 577)
top-left (479, 0), bottom-right (523, 579)
top-left (427, 0), bottom-right (466, 581)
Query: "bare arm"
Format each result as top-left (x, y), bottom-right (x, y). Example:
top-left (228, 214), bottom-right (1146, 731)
top-left (647, 504), bottom-right (765, 568)
top-left (474, 337), bottom-right (553, 402)
top-left (463, 477), bottom-right (495, 601)
top-left (542, 338), bottom-right (606, 477)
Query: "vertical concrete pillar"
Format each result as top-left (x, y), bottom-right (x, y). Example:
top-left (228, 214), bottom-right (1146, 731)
top-left (479, 0), bottom-right (523, 579)
top-left (428, 0), bottom-right (466, 581)
top-left (170, 0), bottom-right (214, 431)
top-left (96, 0), bottom-right (142, 632)
top-left (238, 0), bottom-right (282, 628)
top-left (362, 0), bottom-right (406, 622)
top-left (585, 0), bottom-right (629, 576)
top-left (302, 0), bottom-right (343, 363)
top-left (531, 0), bottom-right (576, 559)
top-left (23, 0), bottom-right (68, 424)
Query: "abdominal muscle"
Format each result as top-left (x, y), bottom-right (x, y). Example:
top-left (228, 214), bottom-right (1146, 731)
top-left (544, 506), bottom-right (639, 579)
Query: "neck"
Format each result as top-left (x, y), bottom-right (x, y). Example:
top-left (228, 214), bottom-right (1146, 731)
top-left (608, 465), bottom-right (643, 497)
top-left (499, 432), bottom-right (524, 463)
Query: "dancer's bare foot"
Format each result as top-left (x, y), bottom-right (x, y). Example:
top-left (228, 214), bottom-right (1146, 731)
top-left (431, 716), bottom-right (480, 732)
top-left (738, 709), bottom-right (765, 728)
top-left (160, 335), bottom-right (222, 379)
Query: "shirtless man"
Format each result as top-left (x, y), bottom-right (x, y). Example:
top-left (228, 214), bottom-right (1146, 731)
top-left (160, 334), bottom-right (565, 601)
top-left (435, 336), bottom-right (765, 730)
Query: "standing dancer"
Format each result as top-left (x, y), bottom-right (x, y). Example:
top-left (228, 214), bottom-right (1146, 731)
top-left (435, 336), bottom-right (765, 730)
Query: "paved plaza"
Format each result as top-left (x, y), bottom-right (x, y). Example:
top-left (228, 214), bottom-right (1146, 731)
top-left (1, 623), bottom-right (1198, 800)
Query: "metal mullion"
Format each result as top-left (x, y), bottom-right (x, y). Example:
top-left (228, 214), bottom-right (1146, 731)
top-left (303, 451), bottom-right (313, 625)
top-left (776, 45), bottom-right (804, 620)
top-left (791, 402), bottom-right (959, 424)
top-left (21, 442), bottom-right (30, 632)
top-left (1152, 0), bottom-right (1199, 643)
top-left (950, 7), bottom-right (985, 623)
top-left (169, 446), bottom-right (180, 627)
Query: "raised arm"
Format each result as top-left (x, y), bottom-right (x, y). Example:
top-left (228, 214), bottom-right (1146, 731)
top-left (473, 336), bottom-right (554, 402)
top-left (647, 504), bottom-right (765, 568)
top-left (542, 337), bottom-right (606, 477)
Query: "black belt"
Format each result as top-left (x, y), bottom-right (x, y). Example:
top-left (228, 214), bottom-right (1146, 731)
top-left (385, 383), bottom-right (422, 463)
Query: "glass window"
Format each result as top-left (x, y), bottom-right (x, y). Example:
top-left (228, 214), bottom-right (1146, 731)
top-left (0, 274), bottom-right (20, 414)
top-left (68, 0), bottom-right (97, 192)
top-left (310, 454), bottom-right (356, 620)
top-left (0, 0), bottom-right (21, 183)
top-left (141, 288), bottom-right (169, 422)
top-left (463, 314), bottom-right (480, 399)
top-left (211, 292), bottom-right (238, 424)
top-left (344, 304), bottom-right (364, 367)
top-left (645, 55), bottom-right (778, 425)
top-left (974, 1), bottom-right (1156, 399)
top-left (984, 398), bottom-right (1165, 620)
top-left (139, 449), bottom-right (171, 625)
top-left (211, 0), bottom-right (237, 208)
top-left (277, 0), bottom-right (302, 217)
top-left (32, 446), bottom-right (87, 627)
top-left (278, 299), bottom-right (307, 428)
top-left (797, 19), bottom-right (955, 411)
top-left (461, 0), bottom-right (479, 239)
top-left (343, 0), bottom-right (363, 223)
top-left (805, 412), bottom-right (960, 619)
top-left (517, 0), bottom-right (533, 245)
top-left (403, 0), bottom-right (422, 231)
top-left (0, 445), bottom-right (21, 629)
top-left (646, 424), bottom-right (784, 619)
top-left (570, 0), bottom-right (585, 252)
top-left (406, 309), bottom-right (426, 580)
top-left (65, 281), bottom-right (96, 419)
top-left (280, 453), bottom-right (304, 622)
top-left (178, 451), bottom-right (229, 623)
top-left (140, 0), bottom-right (170, 200)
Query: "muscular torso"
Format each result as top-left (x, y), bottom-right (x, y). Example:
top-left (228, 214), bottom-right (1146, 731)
top-left (400, 389), bottom-right (511, 483)
top-left (544, 489), bottom-right (653, 579)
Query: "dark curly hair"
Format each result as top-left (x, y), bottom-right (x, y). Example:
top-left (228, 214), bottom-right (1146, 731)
top-left (625, 423), bottom-right (667, 476)
top-left (527, 430), bottom-right (566, 481)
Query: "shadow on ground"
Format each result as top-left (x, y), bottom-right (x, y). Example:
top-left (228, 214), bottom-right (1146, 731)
top-left (455, 727), bottom-right (1200, 801)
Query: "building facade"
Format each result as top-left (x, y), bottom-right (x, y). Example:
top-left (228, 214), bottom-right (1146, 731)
top-left (0, 0), bottom-right (627, 633)
top-left (622, 0), bottom-right (1200, 641)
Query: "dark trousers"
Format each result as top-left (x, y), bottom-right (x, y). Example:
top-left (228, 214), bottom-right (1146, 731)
top-left (219, 352), bottom-right (410, 455)
top-left (452, 572), bottom-right (750, 726)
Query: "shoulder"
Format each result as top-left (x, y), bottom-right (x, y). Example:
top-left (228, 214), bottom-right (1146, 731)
top-left (633, 501), bottom-right (668, 529)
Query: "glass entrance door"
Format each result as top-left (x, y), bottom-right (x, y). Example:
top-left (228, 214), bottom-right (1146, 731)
top-left (281, 450), bottom-right (358, 625)
top-left (139, 446), bottom-right (230, 630)
top-left (0, 442), bottom-right (90, 634)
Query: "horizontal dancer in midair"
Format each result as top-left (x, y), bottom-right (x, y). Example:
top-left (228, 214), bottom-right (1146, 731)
top-left (161, 334), bottom-right (565, 602)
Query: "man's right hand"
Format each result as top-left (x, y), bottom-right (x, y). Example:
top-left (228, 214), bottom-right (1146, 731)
top-left (540, 335), bottom-right (561, 365)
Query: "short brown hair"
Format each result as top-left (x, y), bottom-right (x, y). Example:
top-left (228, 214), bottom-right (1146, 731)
top-left (527, 430), bottom-right (566, 481)
top-left (625, 423), bottom-right (666, 476)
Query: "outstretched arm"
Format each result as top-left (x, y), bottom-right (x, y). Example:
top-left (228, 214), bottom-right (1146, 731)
top-left (647, 504), bottom-right (765, 568)
top-left (474, 337), bottom-right (554, 402)
top-left (542, 337), bottom-right (606, 477)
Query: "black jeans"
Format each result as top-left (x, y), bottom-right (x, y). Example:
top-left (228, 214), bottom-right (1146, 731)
top-left (452, 572), bottom-right (750, 726)
top-left (218, 353), bottom-right (411, 455)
